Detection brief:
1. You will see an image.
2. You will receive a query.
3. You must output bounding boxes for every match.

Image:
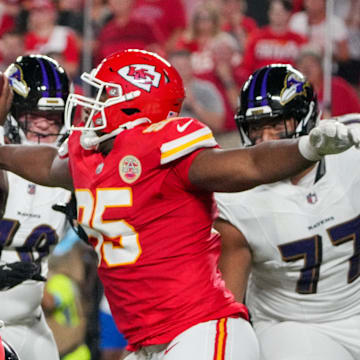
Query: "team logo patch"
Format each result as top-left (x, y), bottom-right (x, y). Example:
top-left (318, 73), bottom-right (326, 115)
top-left (119, 155), bottom-right (142, 183)
top-left (118, 64), bottom-right (161, 92)
top-left (27, 184), bottom-right (36, 195)
top-left (280, 72), bottom-right (309, 105)
top-left (5, 64), bottom-right (30, 98)
top-left (306, 192), bottom-right (318, 204)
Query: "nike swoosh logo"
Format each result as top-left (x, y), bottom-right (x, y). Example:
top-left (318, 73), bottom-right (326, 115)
top-left (177, 120), bottom-right (193, 133)
top-left (164, 342), bottom-right (179, 355)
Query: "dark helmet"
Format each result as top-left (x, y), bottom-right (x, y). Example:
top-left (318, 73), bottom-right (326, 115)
top-left (0, 337), bottom-right (20, 360)
top-left (235, 64), bottom-right (318, 145)
top-left (4, 54), bottom-right (70, 144)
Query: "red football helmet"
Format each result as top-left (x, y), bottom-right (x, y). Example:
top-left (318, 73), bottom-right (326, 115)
top-left (65, 49), bottom-right (185, 149)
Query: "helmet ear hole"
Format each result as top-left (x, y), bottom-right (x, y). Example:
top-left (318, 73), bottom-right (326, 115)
top-left (163, 70), bottom-right (170, 83)
top-left (122, 108), bottom-right (141, 116)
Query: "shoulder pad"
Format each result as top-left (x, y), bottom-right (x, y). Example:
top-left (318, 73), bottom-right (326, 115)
top-left (146, 117), bottom-right (217, 164)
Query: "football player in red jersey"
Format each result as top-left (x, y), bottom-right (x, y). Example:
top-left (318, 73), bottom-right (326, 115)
top-left (0, 50), bottom-right (357, 360)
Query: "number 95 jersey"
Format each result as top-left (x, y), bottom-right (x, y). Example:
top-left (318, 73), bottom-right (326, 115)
top-left (216, 147), bottom-right (360, 324)
top-left (68, 117), bottom-right (248, 349)
top-left (0, 172), bottom-right (70, 322)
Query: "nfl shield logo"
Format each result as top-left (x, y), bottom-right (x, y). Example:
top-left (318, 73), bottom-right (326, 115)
top-left (27, 184), bottom-right (36, 195)
top-left (306, 192), bottom-right (317, 204)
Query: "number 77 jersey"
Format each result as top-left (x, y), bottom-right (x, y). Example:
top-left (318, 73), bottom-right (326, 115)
top-left (216, 147), bottom-right (360, 324)
top-left (67, 117), bottom-right (248, 349)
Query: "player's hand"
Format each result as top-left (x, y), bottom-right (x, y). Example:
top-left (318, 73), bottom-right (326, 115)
top-left (299, 120), bottom-right (356, 161)
top-left (332, 113), bottom-right (360, 148)
top-left (0, 261), bottom-right (46, 291)
top-left (310, 119), bottom-right (355, 153)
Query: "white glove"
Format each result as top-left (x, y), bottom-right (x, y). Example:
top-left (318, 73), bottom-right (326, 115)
top-left (298, 119), bottom-right (357, 161)
top-left (333, 113), bottom-right (360, 148)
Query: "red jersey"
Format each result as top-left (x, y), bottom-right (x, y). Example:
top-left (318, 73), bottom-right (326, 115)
top-left (95, 19), bottom-right (160, 67)
top-left (133, 0), bottom-right (186, 43)
top-left (241, 26), bottom-right (308, 76)
top-left (317, 76), bottom-right (360, 117)
top-left (25, 26), bottom-right (79, 64)
top-left (222, 15), bottom-right (258, 38)
top-left (67, 117), bottom-right (248, 348)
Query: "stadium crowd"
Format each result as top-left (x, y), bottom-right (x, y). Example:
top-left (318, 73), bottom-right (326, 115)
top-left (0, 0), bottom-right (359, 136)
top-left (0, 0), bottom-right (359, 359)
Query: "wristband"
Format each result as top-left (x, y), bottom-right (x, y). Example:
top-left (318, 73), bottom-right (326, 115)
top-left (298, 136), bottom-right (322, 162)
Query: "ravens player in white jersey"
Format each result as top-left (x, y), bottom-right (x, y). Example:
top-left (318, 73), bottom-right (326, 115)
top-left (215, 64), bottom-right (360, 360)
top-left (0, 55), bottom-right (71, 360)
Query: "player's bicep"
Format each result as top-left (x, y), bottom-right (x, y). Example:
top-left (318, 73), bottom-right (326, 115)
top-left (188, 148), bottom-right (252, 192)
top-left (215, 218), bottom-right (252, 302)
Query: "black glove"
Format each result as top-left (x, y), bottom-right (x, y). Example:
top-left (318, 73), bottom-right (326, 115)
top-left (52, 193), bottom-right (89, 244)
top-left (0, 261), bottom-right (46, 290)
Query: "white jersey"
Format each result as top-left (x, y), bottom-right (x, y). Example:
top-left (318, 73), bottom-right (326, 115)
top-left (0, 172), bottom-right (70, 322)
top-left (215, 147), bottom-right (360, 324)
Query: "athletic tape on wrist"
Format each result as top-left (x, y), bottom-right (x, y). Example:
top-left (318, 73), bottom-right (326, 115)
top-left (298, 136), bottom-right (322, 162)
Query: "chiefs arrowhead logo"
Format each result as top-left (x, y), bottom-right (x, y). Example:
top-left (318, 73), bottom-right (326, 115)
top-left (118, 64), bottom-right (161, 92)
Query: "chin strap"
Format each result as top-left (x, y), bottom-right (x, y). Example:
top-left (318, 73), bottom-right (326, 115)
top-left (295, 101), bottom-right (317, 135)
top-left (80, 117), bottom-right (151, 150)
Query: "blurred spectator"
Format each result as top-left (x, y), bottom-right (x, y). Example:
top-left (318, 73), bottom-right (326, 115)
top-left (182, 0), bottom-right (203, 23)
top-left (220, 0), bottom-right (258, 52)
top-left (337, 0), bottom-right (360, 89)
top-left (94, 0), bottom-right (161, 67)
top-left (178, 3), bottom-right (246, 131)
top-left (292, 0), bottom-right (304, 13)
top-left (169, 49), bottom-right (226, 133)
top-left (334, 0), bottom-right (352, 21)
top-left (90, 0), bottom-right (111, 37)
top-left (24, 0), bottom-right (81, 80)
top-left (0, 0), bottom-right (22, 37)
top-left (0, 29), bottom-right (24, 71)
top-left (43, 240), bottom-right (91, 360)
top-left (205, 32), bottom-right (245, 131)
top-left (296, 47), bottom-right (360, 117)
top-left (132, 0), bottom-right (187, 53)
top-left (241, 0), bottom-right (307, 77)
top-left (246, 0), bottom-right (269, 26)
top-left (289, 0), bottom-right (350, 62)
top-left (57, 0), bottom-right (84, 35)
top-left (177, 4), bottom-right (222, 75)
top-left (98, 294), bottom-right (127, 360)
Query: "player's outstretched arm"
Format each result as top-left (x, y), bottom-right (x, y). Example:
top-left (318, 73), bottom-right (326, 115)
top-left (0, 144), bottom-right (73, 190)
top-left (189, 120), bottom-right (357, 192)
